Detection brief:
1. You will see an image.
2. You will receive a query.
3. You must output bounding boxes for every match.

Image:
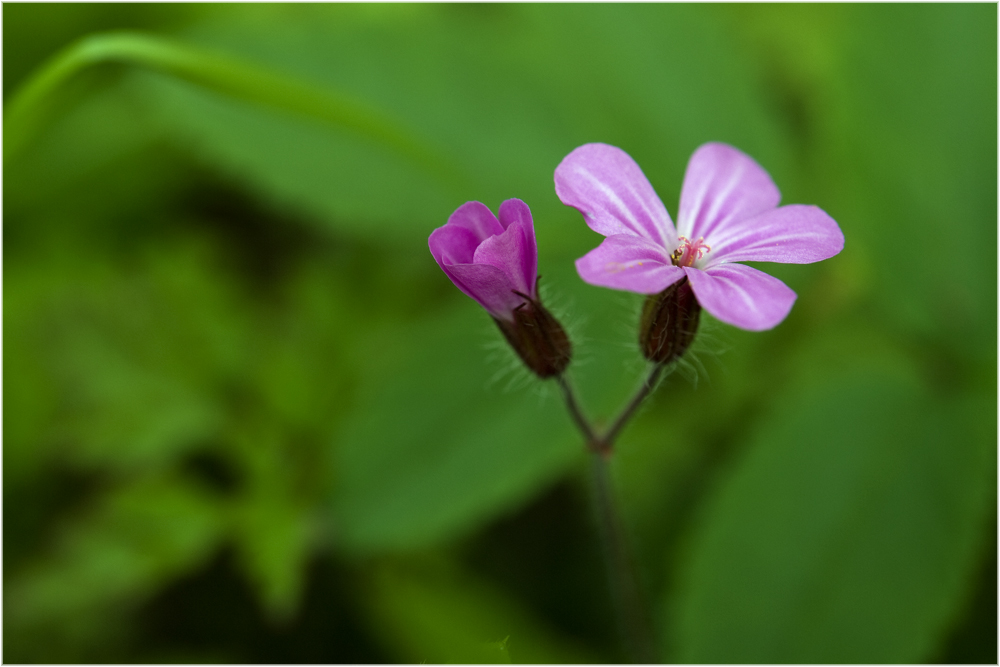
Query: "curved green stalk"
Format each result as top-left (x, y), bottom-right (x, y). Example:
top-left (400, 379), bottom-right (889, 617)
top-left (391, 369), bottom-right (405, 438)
top-left (3, 30), bottom-right (464, 188)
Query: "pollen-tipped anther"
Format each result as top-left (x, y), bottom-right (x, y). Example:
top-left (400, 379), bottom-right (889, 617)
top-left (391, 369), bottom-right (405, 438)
top-left (670, 236), bottom-right (711, 267)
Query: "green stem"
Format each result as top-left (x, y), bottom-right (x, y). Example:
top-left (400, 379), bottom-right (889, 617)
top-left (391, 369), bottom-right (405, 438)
top-left (557, 371), bottom-right (664, 662)
top-left (601, 363), bottom-right (665, 451)
top-left (591, 452), bottom-right (657, 664)
top-left (556, 374), bottom-right (598, 446)
top-left (558, 363), bottom-right (664, 455)
top-left (3, 30), bottom-right (465, 189)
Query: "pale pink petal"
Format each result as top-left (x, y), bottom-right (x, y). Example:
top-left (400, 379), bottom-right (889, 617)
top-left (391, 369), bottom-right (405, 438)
top-left (704, 204), bottom-right (844, 267)
top-left (446, 262), bottom-right (524, 320)
top-left (677, 143), bottom-right (781, 244)
top-left (498, 199), bottom-right (538, 296)
top-left (555, 143), bottom-right (677, 249)
top-left (685, 263), bottom-right (796, 331)
top-left (575, 234), bottom-right (684, 294)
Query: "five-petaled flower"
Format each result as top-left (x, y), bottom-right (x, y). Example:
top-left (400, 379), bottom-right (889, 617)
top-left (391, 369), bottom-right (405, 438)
top-left (429, 199), bottom-right (571, 378)
top-left (555, 143), bottom-right (845, 330)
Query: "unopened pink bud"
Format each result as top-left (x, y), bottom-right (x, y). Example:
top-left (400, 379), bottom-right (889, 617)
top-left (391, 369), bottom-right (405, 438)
top-left (429, 199), bottom-right (572, 379)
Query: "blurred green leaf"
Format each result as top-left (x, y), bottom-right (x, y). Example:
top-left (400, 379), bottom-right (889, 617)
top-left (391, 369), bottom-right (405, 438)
top-left (671, 369), bottom-right (994, 663)
top-left (48, 240), bottom-right (248, 472)
top-left (228, 420), bottom-right (324, 621)
top-left (364, 559), bottom-right (595, 663)
top-left (231, 481), bottom-right (315, 621)
top-left (718, 4), bottom-right (997, 364)
top-left (3, 30), bottom-right (451, 180)
top-left (5, 226), bottom-right (356, 627)
top-left (331, 306), bottom-right (582, 552)
top-left (7, 477), bottom-right (223, 625)
top-left (836, 5), bottom-right (996, 333)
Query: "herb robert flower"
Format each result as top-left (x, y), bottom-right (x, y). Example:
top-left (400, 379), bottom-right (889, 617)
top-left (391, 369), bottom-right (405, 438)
top-left (555, 143), bottom-right (844, 334)
top-left (429, 199), bottom-right (571, 378)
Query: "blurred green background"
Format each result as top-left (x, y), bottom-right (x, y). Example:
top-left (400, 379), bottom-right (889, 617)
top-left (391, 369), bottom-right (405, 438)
top-left (4, 4), bottom-right (996, 663)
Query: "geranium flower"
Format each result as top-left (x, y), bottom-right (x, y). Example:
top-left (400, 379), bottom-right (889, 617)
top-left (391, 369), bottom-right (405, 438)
top-left (429, 199), bottom-right (570, 378)
top-left (429, 199), bottom-right (538, 321)
top-left (555, 143), bottom-right (844, 330)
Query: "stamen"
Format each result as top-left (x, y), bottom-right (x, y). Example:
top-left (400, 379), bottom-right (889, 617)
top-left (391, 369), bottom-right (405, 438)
top-left (671, 236), bottom-right (711, 267)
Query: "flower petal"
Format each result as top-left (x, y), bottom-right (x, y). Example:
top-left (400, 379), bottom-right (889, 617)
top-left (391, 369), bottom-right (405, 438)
top-left (429, 224), bottom-right (482, 268)
top-left (446, 262), bottom-right (525, 320)
top-left (555, 143), bottom-right (676, 249)
top-left (498, 198), bottom-right (538, 296)
top-left (576, 234), bottom-right (684, 294)
top-left (677, 143), bottom-right (781, 245)
top-left (705, 204), bottom-right (845, 266)
top-left (448, 200), bottom-right (504, 246)
top-left (684, 263), bottom-right (796, 331)
top-left (473, 218), bottom-right (535, 297)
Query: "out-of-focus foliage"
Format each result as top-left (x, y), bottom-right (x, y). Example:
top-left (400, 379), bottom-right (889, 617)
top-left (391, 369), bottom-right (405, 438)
top-left (4, 4), bottom-right (995, 663)
top-left (674, 371), bottom-right (992, 663)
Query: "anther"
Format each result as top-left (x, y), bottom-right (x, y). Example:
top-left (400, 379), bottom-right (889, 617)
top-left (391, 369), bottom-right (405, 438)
top-left (671, 236), bottom-right (711, 268)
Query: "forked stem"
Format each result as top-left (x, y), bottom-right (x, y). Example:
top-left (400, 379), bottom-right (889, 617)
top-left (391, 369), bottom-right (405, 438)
top-left (557, 365), bottom-right (665, 663)
top-left (558, 363), bottom-right (664, 454)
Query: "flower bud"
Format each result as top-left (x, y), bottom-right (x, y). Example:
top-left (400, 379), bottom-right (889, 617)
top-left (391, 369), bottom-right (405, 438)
top-left (638, 277), bottom-right (700, 364)
top-left (494, 291), bottom-right (572, 379)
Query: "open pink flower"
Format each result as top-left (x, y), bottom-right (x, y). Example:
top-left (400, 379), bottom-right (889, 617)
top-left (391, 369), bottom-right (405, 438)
top-left (555, 143), bottom-right (844, 330)
top-left (429, 199), bottom-right (537, 321)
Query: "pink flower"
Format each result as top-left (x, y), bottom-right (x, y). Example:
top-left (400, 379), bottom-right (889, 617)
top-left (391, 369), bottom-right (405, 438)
top-left (555, 143), bottom-right (845, 330)
top-left (429, 199), bottom-right (571, 378)
top-left (429, 199), bottom-right (538, 321)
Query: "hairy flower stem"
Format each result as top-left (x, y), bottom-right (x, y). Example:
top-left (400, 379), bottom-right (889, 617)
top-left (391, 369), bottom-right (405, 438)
top-left (556, 374), bottom-right (597, 446)
top-left (557, 365), bottom-right (665, 663)
top-left (558, 363), bottom-right (664, 454)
